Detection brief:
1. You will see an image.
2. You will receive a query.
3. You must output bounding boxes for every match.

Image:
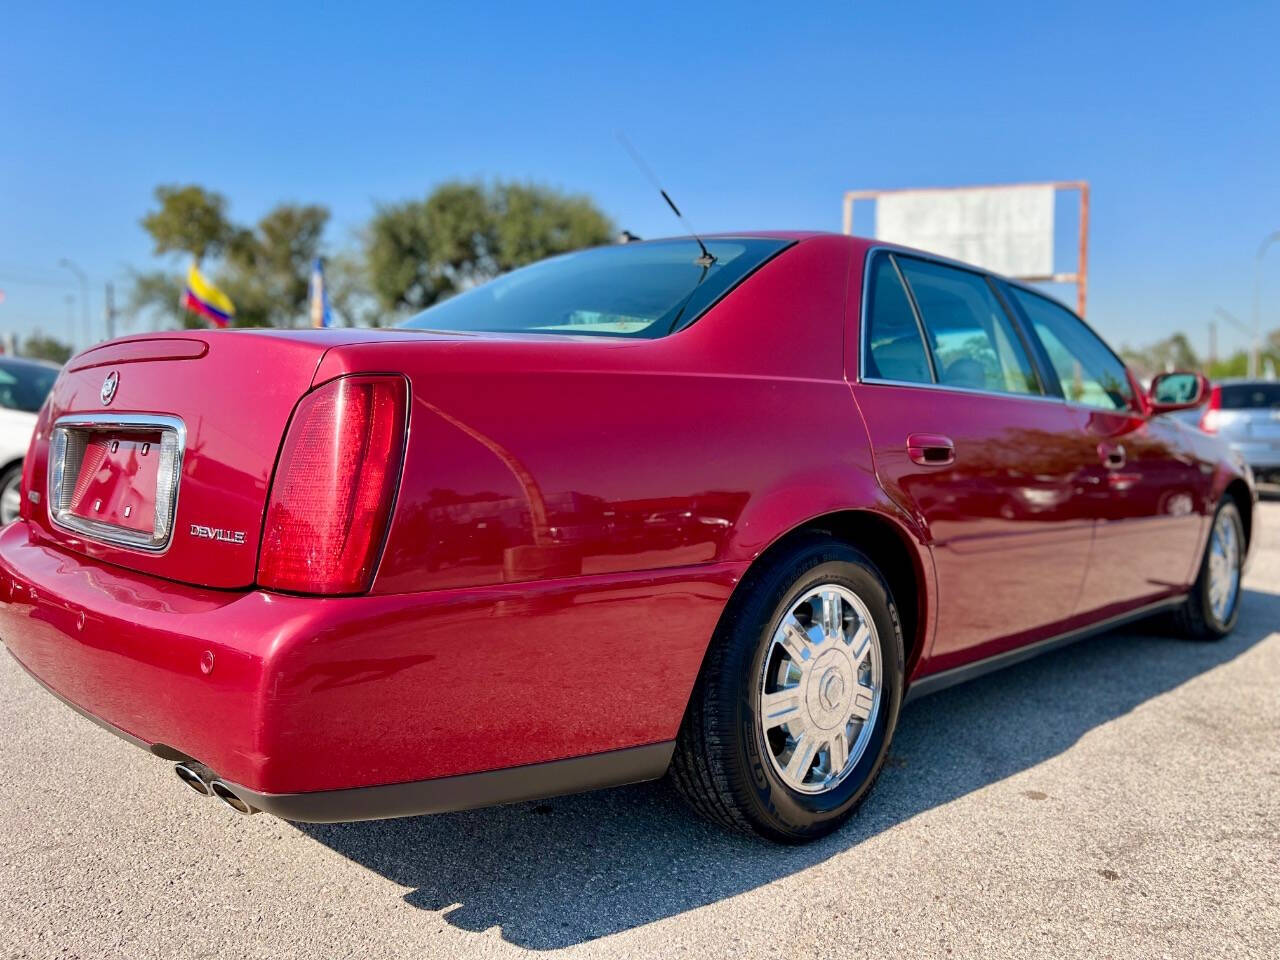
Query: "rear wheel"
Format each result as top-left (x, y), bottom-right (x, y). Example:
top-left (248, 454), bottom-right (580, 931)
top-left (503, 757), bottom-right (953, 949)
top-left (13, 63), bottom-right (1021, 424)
top-left (0, 463), bottom-right (21, 527)
top-left (1173, 497), bottom-right (1245, 641)
top-left (670, 537), bottom-right (904, 842)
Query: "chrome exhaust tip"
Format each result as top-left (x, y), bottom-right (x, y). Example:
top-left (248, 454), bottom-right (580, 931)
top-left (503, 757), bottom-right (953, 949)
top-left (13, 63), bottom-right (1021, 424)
top-left (209, 779), bottom-right (259, 815)
top-left (174, 761), bottom-right (215, 797)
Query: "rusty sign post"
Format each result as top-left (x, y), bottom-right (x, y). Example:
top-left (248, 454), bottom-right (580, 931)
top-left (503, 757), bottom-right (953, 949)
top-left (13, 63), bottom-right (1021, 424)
top-left (842, 180), bottom-right (1090, 317)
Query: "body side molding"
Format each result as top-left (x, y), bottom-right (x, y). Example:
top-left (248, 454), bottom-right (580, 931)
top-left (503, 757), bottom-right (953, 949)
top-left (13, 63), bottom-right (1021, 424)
top-left (905, 597), bottom-right (1183, 702)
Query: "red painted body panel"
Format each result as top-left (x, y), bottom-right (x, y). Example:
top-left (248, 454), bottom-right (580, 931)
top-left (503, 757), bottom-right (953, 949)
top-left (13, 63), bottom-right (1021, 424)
top-left (0, 522), bottom-right (742, 792)
top-left (1072, 409), bottom-right (1209, 613)
top-left (853, 383), bottom-right (1095, 664)
top-left (21, 332), bottom-right (331, 588)
top-left (0, 232), bottom-right (1256, 806)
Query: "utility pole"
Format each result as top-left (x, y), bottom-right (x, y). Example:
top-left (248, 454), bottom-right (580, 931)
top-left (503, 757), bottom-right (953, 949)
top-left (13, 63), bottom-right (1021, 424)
top-left (1208, 320), bottom-right (1217, 367)
top-left (1253, 231), bottom-right (1280, 379)
top-left (1216, 307), bottom-right (1254, 373)
top-left (104, 281), bottom-right (117, 341)
top-left (58, 258), bottom-right (90, 348)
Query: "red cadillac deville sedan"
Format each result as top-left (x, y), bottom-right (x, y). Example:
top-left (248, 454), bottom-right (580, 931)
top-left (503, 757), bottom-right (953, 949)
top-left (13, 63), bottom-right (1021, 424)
top-left (0, 233), bottom-right (1255, 841)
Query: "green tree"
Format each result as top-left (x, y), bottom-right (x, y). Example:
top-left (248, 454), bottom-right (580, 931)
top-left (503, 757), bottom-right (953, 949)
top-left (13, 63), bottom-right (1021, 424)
top-left (365, 181), bottom-right (613, 314)
top-left (492, 182), bottom-right (613, 272)
top-left (365, 183), bottom-right (490, 312)
top-left (1120, 332), bottom-right (1202, 379)
top-left (139, 185), bottom-right (234, 260)
top-left (221, 204), bottom-right (330, 327)
top-left (325, 252), bottom-right (380, 327)
top-left (128, 269), bottom-right (188, 329)
top-left (134, 189), bottom-right (330, 329)
top-left (20, 332), bottom-right (73, 365)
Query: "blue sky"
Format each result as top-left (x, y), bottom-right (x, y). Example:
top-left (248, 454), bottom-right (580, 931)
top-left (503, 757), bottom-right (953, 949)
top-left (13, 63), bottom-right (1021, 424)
top-left (1, 1), bottom-right (1277, 357)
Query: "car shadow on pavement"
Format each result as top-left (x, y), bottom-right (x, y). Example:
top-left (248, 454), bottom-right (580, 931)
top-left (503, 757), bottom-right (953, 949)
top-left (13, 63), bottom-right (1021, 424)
top-left (295, 587), bottom-right (1277, 951)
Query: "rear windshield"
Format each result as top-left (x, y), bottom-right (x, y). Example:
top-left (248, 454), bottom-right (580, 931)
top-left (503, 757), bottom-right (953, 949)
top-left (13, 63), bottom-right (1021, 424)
top-left (401, 238), bottom-right (790, 338)
top-left (0, 358), bottom-right (58, 413)
top-left (1220, 383), bottom-right (1280, 409)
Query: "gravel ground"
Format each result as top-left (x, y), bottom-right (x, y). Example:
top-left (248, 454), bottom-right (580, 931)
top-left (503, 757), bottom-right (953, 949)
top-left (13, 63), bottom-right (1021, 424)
top-left (2, 502), bottom-right (1277, 959)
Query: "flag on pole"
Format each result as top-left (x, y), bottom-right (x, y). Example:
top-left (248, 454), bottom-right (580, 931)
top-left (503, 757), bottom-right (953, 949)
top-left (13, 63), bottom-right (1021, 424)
top-left (180, 263), bottom-right (235, 328)
top-left (309, 257), bottom-right (332, 329)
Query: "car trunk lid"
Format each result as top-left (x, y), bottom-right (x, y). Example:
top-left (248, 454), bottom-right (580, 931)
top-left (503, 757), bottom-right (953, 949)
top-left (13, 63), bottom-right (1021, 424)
top-left (27, 332), bottom-right (336, 589)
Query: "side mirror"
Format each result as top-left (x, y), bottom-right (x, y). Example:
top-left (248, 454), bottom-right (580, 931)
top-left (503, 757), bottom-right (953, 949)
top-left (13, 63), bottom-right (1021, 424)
top-left (1148, 371), bottom-right (1209, 414)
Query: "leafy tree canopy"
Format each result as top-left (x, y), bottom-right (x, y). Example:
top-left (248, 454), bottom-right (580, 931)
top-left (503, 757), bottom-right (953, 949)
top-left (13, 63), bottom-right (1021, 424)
top-left (1120, 332), bottom-right (1201, 379)
top-left (222, 204), bottom-right (329, 327)
top-left (131, 179), bottom-right (612, 330)
top-left (365, 181), bottom-right (613, 313)
top-left (20, 332), bottom-right (74, 365)
top-left (135, 186), bottom-right (329, 329)
top-left (139, 185), bottom-right (234, 260)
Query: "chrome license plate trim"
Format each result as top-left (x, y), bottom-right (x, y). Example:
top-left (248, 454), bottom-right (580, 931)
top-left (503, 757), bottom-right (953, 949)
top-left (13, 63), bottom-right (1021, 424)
top-left (47, 413), bottom-right (186, 553)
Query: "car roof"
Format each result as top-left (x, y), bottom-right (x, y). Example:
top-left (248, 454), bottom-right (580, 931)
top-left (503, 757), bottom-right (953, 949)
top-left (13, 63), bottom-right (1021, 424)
top-left (0, 354), bottom-right (60, 371)
top-left (636, 230), bottom-right (835, 244)
top-left (644, 232), bottom-right (1084, 313)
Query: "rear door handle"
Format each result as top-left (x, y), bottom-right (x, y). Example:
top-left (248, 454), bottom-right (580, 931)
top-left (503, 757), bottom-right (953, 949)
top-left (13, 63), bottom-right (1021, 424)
top-left (907, 434), bottom-right (955, 466)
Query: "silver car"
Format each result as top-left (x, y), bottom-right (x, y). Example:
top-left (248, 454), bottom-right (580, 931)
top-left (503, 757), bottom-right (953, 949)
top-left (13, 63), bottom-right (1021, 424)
top-left (1200, 379), bottom-right (1280, 484)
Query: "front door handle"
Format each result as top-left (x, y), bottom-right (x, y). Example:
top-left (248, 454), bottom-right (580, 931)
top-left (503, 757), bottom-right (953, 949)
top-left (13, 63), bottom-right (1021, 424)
top-left (1098, 442), bottom-right (1126, 470)
top-left (907, 434), bottom-right (955, 466)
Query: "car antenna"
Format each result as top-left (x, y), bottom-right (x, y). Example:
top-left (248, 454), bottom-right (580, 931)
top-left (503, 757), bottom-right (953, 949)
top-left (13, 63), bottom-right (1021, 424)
top-left (616, 131), bottom-right (716, 267)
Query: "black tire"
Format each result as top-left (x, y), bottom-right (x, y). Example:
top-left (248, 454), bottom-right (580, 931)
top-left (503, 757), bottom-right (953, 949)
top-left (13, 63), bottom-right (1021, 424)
top-left (0, 462), bottom-right (22, 527)
top-left (670, 536), bottom-right (904, 842)
top-left (1173, 497), bottom-right (1245, 641)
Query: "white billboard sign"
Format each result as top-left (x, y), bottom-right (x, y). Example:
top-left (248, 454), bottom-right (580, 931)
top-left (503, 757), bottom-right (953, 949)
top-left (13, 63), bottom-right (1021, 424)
top-left (874, 185), bottom-right (1055, 278)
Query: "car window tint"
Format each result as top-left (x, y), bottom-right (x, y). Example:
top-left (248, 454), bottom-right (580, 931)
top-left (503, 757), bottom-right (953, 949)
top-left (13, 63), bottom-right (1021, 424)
top-left (1009, 288), bottom-right (1133, 411)
top-left (401, 238), bottom-right (788, 339)
top-left (863, 254), bottom-right (932, 384)
top-left (1220, 383), bottom-right (1280, 409)
top-left (895, 257), bottom-right (1040, 396)
top-left (0, 359), bottom-right (58, 413)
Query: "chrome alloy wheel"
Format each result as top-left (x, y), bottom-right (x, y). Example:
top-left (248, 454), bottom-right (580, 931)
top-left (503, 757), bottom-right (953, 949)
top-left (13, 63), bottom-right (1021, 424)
top-left (758, 584), bottom-right (882, 794)
top-left (1207, 509), bottom-right (1242, 623)
top-left (0, 471), bottom-right (20, 527)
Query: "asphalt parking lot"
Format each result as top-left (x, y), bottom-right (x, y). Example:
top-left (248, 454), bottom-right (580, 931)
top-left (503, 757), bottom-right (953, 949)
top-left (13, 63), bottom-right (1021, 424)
top-left (2, 503), bottom-right (1277, 960)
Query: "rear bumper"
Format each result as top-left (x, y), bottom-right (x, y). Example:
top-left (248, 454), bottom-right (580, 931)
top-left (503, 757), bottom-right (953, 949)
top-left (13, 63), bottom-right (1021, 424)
top-left (0, 520), bottom-right (735, 806)
top-left (6, 656), bottom-right (672, 822)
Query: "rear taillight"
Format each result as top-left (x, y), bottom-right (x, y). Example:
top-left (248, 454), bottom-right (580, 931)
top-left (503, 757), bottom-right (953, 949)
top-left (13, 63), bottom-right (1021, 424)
top-left (1200, 384), bottom-right (1222, 433)
top-left (257, 375), bottom-right (408, 595)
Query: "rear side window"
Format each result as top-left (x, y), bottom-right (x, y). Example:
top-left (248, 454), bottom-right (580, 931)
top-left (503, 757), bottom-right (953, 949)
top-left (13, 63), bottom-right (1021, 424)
top-left (1220, 383), bottom-right (1280, 409)
top-left (1008, 287), bottom-right (1134, 411)
top-left (401, 237), bottom-right (789, 338)
top-left (864, 254), bottom-right (932, 384)
top-left (895, 257), bottom-right (1041, 396)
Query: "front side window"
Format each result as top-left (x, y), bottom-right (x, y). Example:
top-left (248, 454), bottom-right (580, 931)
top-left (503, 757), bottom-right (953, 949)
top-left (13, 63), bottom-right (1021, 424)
top-left (895, 257), bottom-right (1041, 396)
top-left (1008, 287), bottom-right (1134, 412)
top-left (400, 238), bottom-right (789, 338)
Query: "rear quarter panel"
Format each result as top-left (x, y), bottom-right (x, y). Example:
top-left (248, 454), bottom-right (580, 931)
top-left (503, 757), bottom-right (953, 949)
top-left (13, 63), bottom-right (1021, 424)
top-left (285, 236), bottom-right (937, 770)
top-left (318, 235), bottom-right (903, 595)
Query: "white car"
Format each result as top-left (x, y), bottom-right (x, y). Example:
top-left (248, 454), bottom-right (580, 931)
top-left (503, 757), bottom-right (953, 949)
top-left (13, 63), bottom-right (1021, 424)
top-left (0, 356), bottom-right (60, 525)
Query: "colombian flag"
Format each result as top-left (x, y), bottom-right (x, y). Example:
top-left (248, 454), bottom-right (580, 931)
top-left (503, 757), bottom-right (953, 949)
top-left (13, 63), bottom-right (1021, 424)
top-left (180, 263), bottom-right (235, 328)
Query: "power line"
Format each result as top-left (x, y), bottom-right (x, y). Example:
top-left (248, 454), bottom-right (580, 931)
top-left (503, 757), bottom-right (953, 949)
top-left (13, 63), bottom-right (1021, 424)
top-left (0, 273), bottom-right (79, 289)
